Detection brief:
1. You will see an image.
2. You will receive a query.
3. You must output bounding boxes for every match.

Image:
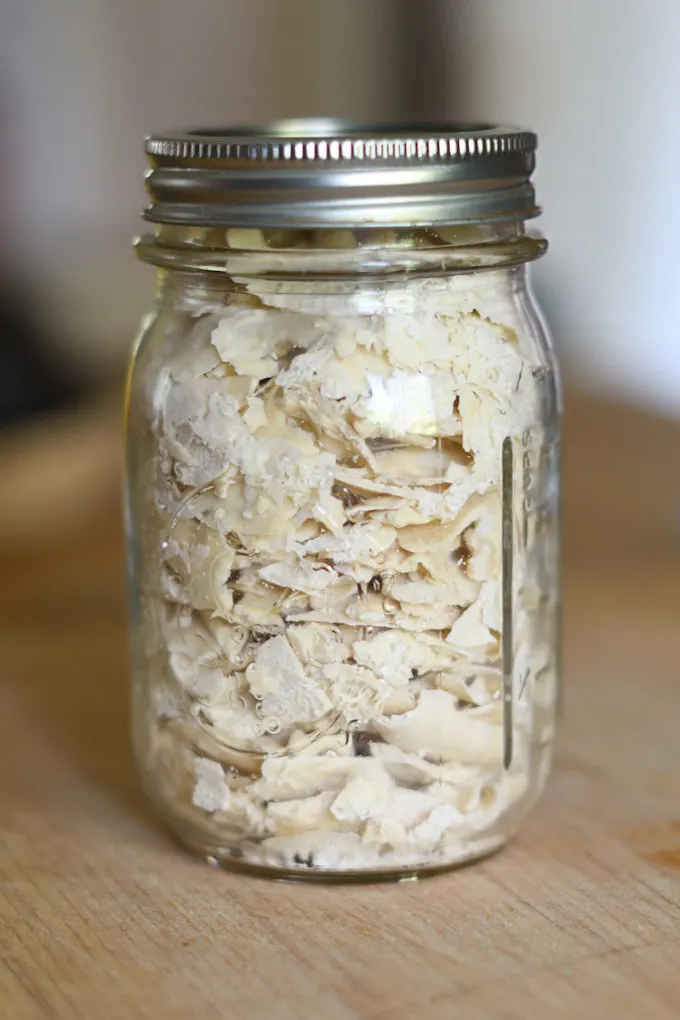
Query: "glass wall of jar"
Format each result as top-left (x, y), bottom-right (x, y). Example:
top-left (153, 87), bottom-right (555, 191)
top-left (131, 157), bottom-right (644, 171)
top-left (125, 124), bottom-right (561, 880)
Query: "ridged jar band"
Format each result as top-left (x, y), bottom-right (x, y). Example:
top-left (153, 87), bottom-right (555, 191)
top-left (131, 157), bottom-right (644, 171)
top-left (143, 121), bottom-right (540, 227)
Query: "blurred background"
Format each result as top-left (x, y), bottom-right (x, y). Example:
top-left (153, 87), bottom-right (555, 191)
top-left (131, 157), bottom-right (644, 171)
top-left (0, 4), bottom-right (678, 996)
top-left (0, 0), bottom-right (678, 556)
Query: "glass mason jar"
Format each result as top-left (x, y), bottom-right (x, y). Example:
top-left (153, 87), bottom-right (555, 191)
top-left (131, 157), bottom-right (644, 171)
top-left (126, 122), bottom-right (561, 880)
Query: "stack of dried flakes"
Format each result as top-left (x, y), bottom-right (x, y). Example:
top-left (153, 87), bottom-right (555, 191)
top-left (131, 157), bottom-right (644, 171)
top-left (146, 254), bottom-right (545, 873)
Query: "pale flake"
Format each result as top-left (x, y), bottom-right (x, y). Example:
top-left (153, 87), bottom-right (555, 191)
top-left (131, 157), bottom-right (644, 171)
top-left (446, 581), bottom-right (501, 651)
top-left (318, 662), bottom-right (389, 720)
top-left (211, 307), bottom-right (314, 379)
top-left (410, 804), bottom-right (462, 846)
top-left (258, 560), bottom-right (340, 596)
top-left (375, 689), bottom-right (503, 765)
top-left (267, 791), bottom-right (345, 836)
top-left (243, 395), bottom-right (268, 432)
top-left (352, 630), bottom-right (456, 683)
top-left (287, 623), bottom-right (352, 665)
top-left (295, 521), bottom-right (397, 566)
top-left (192, 757), bottom-right (231, 813)
top-left (246, 635), bottom-right (332, 726)
top-left (331, 763), bottom-right (394, 822)
top-left (255, 754), bottom-right (361, 801)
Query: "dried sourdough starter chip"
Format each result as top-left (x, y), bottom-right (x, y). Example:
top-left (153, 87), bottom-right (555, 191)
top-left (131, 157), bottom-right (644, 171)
top-left (211, 306), bottom-right (321, 378)
top-left (446, 581), bottom-right (501, 651)
top-left (192, 757), bottom-right (231, 812)
top-left (375, 690), bottom-right (502, 765)
top-left (287, 623), bottom-right (352, 664)
top-left (246, 635), bottom-right (332, 726)
top-left (352, 630), bottom-right (456, 682)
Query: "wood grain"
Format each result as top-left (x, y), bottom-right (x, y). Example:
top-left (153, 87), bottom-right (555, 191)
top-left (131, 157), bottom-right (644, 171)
top-left (0, 392), bottom-right (678, 1020)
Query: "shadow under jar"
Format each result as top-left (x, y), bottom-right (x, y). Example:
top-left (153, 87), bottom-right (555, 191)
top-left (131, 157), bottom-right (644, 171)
top-left (126, 121), bottom-right (562, 881)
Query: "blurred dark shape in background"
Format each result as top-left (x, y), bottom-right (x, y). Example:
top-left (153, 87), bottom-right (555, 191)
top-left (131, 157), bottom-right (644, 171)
top-left (0, 95), bottom-right (79, 427)
top-left (0, 293), bottom-right (79, 428)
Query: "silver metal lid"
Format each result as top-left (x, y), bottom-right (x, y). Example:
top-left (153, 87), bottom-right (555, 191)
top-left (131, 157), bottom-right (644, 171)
top-left (144, 119), bottom-right (539, 228)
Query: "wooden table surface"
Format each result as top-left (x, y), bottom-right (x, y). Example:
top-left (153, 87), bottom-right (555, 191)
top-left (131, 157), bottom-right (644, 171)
top-left (0, 392), bottom-right (678, 1020)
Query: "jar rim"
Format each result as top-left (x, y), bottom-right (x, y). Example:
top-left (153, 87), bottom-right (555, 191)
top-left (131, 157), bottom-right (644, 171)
top-left (135, 224), bottom-right (547, 276)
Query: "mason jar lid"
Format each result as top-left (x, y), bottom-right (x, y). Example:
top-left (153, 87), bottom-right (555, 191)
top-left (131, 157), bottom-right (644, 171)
top-left (144, 119), bottom-right (539, 228)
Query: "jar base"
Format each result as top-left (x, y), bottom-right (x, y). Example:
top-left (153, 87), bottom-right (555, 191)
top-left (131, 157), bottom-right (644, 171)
top-left (170, 824), bottom-right (510, 884)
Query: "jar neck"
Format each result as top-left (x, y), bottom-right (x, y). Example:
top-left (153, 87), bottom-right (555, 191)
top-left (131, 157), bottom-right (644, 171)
top-left (136, 221), bottom-right (547, 278)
